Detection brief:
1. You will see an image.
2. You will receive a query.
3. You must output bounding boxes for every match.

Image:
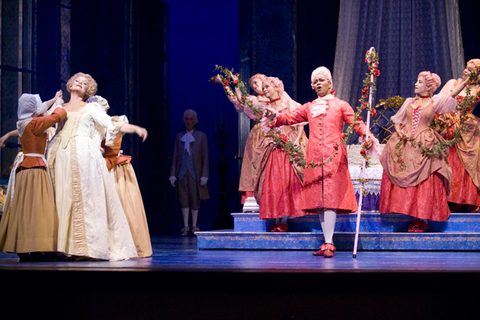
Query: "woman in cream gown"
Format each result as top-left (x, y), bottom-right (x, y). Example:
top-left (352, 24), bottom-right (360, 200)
top-left (47, 72), bottom-right (147, 260)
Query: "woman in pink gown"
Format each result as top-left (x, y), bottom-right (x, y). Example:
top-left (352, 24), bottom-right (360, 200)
top-left (438, 59), bottom-right (480, 213)
top-left (380, 71), bottom-right (467, 232)
top-left (249, 77), bottom-right (308, 231)
top-left (218, 73), bottom-right (269, 203)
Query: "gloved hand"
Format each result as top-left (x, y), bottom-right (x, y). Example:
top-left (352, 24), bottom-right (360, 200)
top-left (169, 176), bottom-right (177, 187)
top-left (200, 177), bottom-right (208, 186)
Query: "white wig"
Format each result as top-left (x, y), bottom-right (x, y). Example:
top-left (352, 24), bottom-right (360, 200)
top-left (183, 109), bottom-right (198, 125)
top-left (311, 66), bottom-right (333, 90)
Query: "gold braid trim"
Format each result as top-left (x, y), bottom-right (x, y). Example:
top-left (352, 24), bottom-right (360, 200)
top-left (70, 105), bottom-right (91, 256)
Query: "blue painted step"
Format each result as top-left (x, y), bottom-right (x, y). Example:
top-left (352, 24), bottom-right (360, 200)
top-left (232, 212), bottom-right (480, 233)
top-left (196, 212), bottom-right (480, 251)
top-left (196, 230), bottom-right (480, 251)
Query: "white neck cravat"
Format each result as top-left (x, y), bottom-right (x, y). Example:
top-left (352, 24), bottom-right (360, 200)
top-left (180, 130), bottom-right (195, 155)
top-left (311, 94), bottom-right (334, 118)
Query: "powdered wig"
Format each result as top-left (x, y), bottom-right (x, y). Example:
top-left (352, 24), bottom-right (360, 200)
top-left (262, 77), bottom-right (284, 95)
top-left (66, 72), bottom-right (98, 100)
top-left (311, 66), bottom-right (333, 90)
top-left (183, 109), bottom-right (198, 125)
top-left (418, 71), bottom-right (441, 95)
top-left (467, 59), bottom-right (480, 84)
top-left (248, 73), bottom-right (267, 89)
top-left (467, 59), bottom-right (480, 71)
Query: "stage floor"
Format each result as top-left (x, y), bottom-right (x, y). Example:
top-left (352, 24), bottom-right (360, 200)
top-left (1, 235), bottom-right (480, 319)
top-left (1, 235), bottom-right (480, 272)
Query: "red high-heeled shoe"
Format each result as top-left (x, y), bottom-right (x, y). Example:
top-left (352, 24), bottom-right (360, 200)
top-left (313, 243), bottom-right (336, 257)
top-left (269, 224), bottom-right (280, 232)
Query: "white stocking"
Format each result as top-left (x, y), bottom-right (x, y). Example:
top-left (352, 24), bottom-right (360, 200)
top-left (192, 209), bottom-right (199, 227)
top-left (276, 216), bottom-right (288, 225)
top-left (318, 209), bottom-right (337, 244)
top-left (182, 207), bottom-right (189, 227)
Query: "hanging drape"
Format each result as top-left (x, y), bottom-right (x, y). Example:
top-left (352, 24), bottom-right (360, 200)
top-left (333, 0), bottom-right (464, 143)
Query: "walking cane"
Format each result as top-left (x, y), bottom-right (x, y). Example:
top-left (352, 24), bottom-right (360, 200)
top-left (353, 47), bottom-right (376, 258)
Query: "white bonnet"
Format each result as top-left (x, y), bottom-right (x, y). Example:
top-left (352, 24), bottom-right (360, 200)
top-left (17, 94), bottom-right (46, 120)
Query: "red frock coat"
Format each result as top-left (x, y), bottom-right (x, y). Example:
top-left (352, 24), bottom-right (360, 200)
top-left (275, 97), bottom-right (367, 213)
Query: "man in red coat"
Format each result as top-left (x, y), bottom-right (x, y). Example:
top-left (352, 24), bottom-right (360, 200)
top-left (266, 67), bottom-right (377, 257)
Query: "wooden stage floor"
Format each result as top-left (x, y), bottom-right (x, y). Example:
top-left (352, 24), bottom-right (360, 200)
top-left (1, 235), bottom-right (480, 319)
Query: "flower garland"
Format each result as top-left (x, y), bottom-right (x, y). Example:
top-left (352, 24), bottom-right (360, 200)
top-left (210, 65), bottom-right (308, 166)
top-left (342, 49), bottom-right (380, 173)
top-left (351, 49), bottom-right (380, 196)
top-left (209, 65), bottom-right (263, 116)
top-left (210, 52), bottom-right (380, 172)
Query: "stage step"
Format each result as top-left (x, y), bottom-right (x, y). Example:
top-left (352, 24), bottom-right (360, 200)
top-left (196, 212), bottom-right (480, 251)
top-left (232, 212), bottom-right (480, 233)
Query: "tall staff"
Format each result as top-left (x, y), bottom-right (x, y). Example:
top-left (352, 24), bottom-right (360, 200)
top-left (353, 47), bottom-right (377, 258)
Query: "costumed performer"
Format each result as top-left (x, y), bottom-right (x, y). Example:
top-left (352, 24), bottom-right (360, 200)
top-left (379, 71), bottom-right (466, 232)
top-left (216, 72), bottom-right (269, 205)
top-left (47, 72), bottom-right (146, 261)
top-left (437, 59), bottom-right (480, 213)
top-left (169, 109), bottom-right (209, 236)
top-left (250, 76), bottom-right (308, 232)
top-left (103, 115), bottom-right (152, 258)
top-left (265, 66), bottom-right (379, 256)
top-left (0, 91), bottom-right (66, 262)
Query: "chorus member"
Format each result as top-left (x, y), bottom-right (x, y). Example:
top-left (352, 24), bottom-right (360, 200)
top-left (438, 59), bottom-right (480, 213)
top-left (250, 77), bottom-right (308, 231)
top-left (217, 73), bottom-right (269, 204)
top-left (103, 115), bottom-right (152, 258)
top-left (0, 92), bottom-right (66, 262)
top-left (380, 71), bottom-right (466, 232)
top-left (170, 109), bottom-right (209, 236)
